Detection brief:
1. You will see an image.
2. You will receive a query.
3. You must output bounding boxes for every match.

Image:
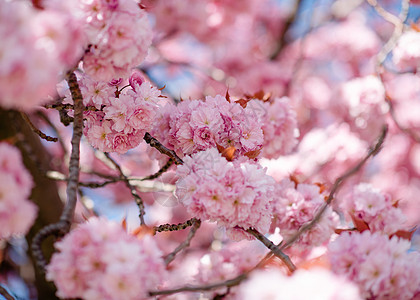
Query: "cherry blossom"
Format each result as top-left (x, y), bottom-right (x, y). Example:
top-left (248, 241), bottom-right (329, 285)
top-left (328, 231), bottom-right (420, 300)
top-left (0, 143), bottom-right (37, 239)
top-left (46, 217), bottom-right (166, 300)
top-left (238, 268), bottom-right (361, 300)
top-left (175, 148), bottom-right (275, 240)
top-left (271, 178), bottom-right (339, 253)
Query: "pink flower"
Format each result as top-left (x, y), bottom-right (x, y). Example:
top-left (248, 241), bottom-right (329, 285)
top-left (46, 217), bottom-right (166, 300)
top-left (271, 178), bottom-right (339, 253)
top-left (393, 31), bottom-right (420, 70)
top-left (341, 183), bottom-right (407, 236)
top-left (328, 231), bottom-right (420, 299)
top-left (175, 148), bottom-right (275, 240)
top-left (239, 268), bottom-right (361, 300)
top-left (0, 143), bottom-right (37, 239)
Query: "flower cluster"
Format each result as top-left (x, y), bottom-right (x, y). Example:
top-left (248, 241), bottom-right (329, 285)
top-left (80, 73), bottom-right (163, 153)
top-left (271, 178), bottom-right (338, 252)
top-left (328, 231), bottom-right (420, 300)
top-left (393, 30), bottom-right (420, 71)
top-left (238, 268), bottom-right (361, 300)
top-left (0, 1), bottom-right (84, 110)
top-left (337, 75), bottom-right (386, 141)
top-left (246, 97), bottom-right (298, 159)
top-left (46, 217), bottom-right (166, 300)
top-left (151, 95), bottom-right (264, 159)
top-left (175, 148), bottom-right (275, 240)
top-left (341, 183), bottom-right (407, 236)
top-left (0, 143), bottom-right (37, 239)
top-left (79, 0), bottom-right (152, 81)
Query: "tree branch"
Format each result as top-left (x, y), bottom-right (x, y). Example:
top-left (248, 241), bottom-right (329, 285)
top-left (164, 218), bottom-right (201, 265)
top-left (143, 132), bottom-right (183, 165)
top-left (279, 125), bottom-right (388, 251)
top-left (154, 218), bottom-right (199, 234)
top-left (31, 70), bottom-right (84, 272)
top-left (270, 0), bottom-right (303, 60)
top-left (245, 228), bottom-right (296, 273)
top-left (20, 112), bottom-right (58, 142)
top-left (141, 158), bottom-right (174, 181)
top-left (104, 152), bottom-right (146, 225)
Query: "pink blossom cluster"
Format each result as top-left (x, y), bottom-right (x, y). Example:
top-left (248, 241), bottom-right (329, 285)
top-left (78, 0), bottom-right (152, 81)
top-left (246, 97), bottom-right (298, 159)
top-left (393, 30), bottom-right (420, 71)
top-left (46, 217), bottom-right (166, 300)
top-left (151, 95), bottom-right (264, 158)
top-left (271, 178), bottom-right (338, 252)
top-left (175, 148), bottom-right (275, 240)
top-left (81, 73), bottom-right (162, 153)
top-left (0, 0), bottom-right (84, 111)
top-left (238, 268), bottom-right (361, 300)
top-left (196, 240), bottom-right (265, 287)
top-left (328, 231), bottom-right (420, 299)
top-left (0, 143), bottom-right (37, 239)
top-left (341, 183), bottom-right (407, 236)
top-left (336, 75), bottom-right (387, 141)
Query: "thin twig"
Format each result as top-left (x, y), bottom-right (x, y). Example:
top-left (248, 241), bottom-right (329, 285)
top-left (164, 219), bottom-right (201, 265)
top-left (245, 228), bottom-right (296, 273)
top-left (103, 152), bottom-right (146, 225)
top-left (279, 125), bottom-right (388, 251)
top-left (141, 158), bottom-right (174, 181)
top-left (36, 110), bottom-right (68, 157)
top-left (154, 218), bottom-right (198, 234)
top-left (20, 112), bottom-right (58, 142)
top-left (270, 0), bottom-right (303, 60)
top-left (371, 0), bottom-right (418, 142)
top-left (31, 70), bottom-right (85, 272)
top-left (143, 133), bottom-right (183, 165)
top-left (366, 0), bottom-right (409, 66)
top-left (0, 285), bottom-right (15, 300)
top-left (149, 273), bottom-right (248, 296)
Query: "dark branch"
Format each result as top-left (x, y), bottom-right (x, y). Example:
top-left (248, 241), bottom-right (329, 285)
top-left (141, 158), bottom-right (174, 181)
top-left (154, 218), bottom-right (199, 233)
top-left (149, 273), bottom-right (247, 296)
top-left (246, 227), bottom-right (296, 273)
top-left (31, 70), bottom-right (85, 272)
top-left (270, 0), bottom-right (303, 60)
top-left (143, 132), bottom-right (183, 165)
top-left (20, 112), bottom-right (58, 142)
top-left (0, 285), bottom-right (16, 300)
top-left (164, 218), bottom-right (201, 265)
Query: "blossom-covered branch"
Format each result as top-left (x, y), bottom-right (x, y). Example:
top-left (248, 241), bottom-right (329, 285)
top-left (279, 124), bottom-right (388, 251)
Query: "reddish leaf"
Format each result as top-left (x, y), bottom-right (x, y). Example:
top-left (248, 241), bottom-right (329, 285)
top-left (289, 174), bottom-right (301, 188)
top-left (216, 143), bottom-right (236, 161)
top-left (350, 214), bottom-right (370, 232)
top-left (225, 89), bottom-right (231, 102)
top-left (132, 225), bottom-right (154, 238)
top-left (411, 23), bottom-right (420, 32)
top-left (314, 182), bottom-right (327, 194)
top-left (121, 217), bottom-right (127, 231)
top-left (392, 199), bottom-right (401, 208)
top-left (235, 98), bottom-right (248, 108)
top-left (391, 227), bottom-right (417, 241)
top-left (244, 149), bottom-right (261, 159)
